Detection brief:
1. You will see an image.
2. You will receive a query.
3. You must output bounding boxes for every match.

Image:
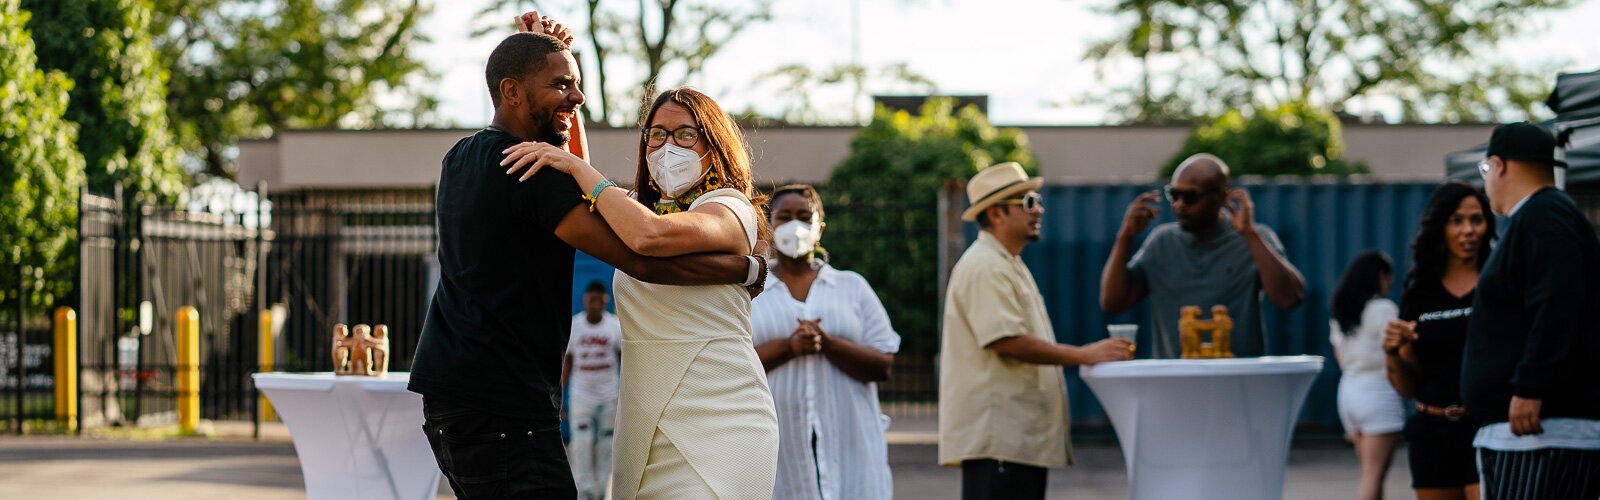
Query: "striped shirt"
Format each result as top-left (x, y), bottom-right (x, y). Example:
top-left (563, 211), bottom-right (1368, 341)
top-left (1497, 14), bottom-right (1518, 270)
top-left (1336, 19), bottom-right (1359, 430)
top-left (751, 263), bottom-right (900, 500)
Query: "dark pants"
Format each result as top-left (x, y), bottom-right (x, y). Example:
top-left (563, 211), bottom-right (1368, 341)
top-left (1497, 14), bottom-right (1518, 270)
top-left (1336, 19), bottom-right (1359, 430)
top-left (1478, 447), bottom-right (1600, 500)
top-left (422, 397), bottom-right (576, 499)
top-left (961, 459), bottom-right (1047, 500)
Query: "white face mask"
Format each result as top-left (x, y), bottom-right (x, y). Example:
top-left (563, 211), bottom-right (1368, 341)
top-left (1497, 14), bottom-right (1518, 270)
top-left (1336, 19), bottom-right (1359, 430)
top-left (772, 217), bottom-right (822, 259)
top-left (646, 143), bottom-right (708, 198)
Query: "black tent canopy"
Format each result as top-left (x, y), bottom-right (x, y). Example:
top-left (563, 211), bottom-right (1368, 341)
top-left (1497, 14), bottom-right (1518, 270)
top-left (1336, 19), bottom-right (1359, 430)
top-left (1446, 70), bottom-right (1600, 184)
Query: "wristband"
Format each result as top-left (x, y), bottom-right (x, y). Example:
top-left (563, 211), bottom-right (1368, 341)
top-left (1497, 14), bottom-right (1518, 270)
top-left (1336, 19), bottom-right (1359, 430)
top-left (743, 256), bottom-right (767, 287)
top-left (583, 179), bottom-right (618, 212)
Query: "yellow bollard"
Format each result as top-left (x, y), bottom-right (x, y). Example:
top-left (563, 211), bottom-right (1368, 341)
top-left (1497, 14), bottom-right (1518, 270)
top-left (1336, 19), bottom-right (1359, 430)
top-left (258, 309), bottom-right (275, 421)
top-left (176, 306), bottom-right (200, 434)
top-left (53, 307), bottom-right (76, 430)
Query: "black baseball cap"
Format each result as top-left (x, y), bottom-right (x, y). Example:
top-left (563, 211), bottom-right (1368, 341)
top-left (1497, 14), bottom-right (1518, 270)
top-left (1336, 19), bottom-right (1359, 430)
top-left (1487, 121), bottom-right (1567, 168)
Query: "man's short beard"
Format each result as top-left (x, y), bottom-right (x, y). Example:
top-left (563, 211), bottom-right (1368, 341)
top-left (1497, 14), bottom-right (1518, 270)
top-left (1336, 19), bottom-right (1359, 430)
top-left (529, 118), bottom-right (569, 146)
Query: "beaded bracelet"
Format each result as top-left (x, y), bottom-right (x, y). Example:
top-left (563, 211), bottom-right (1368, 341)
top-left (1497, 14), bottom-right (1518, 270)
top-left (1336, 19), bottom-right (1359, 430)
top-left (583, 179), bottom-right (619, 212)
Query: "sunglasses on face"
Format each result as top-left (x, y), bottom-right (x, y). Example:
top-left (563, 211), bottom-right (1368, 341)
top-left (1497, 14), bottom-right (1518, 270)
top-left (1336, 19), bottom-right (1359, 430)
top-left (1164, 185), bottom-right (1219, 205)
top-left (643, 125), bottom-right (702, 148)
top-left (995, 192), bottom-right (1043, 212)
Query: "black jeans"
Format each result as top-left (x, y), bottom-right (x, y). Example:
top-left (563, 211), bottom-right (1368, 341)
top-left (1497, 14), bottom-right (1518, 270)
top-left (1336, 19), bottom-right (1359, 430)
top-left (422, 397), bottom-right (576, 499)
top-left (961, 459), bottom-right (1047, 500)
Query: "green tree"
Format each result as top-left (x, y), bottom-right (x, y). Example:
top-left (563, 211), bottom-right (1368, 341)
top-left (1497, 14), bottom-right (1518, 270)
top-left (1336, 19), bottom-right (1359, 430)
top-left (1160, 101), bottom-right (1367, 178)
top-left (1, 0), bottom-right (87, 312)
top-left (150, 0), bottom-right (438, 179)
top-left (827, 99), bottom-right (1034, 352)
top-left (22, 0), bottom-right (184, 205)
top-left (1086, 0), bottom-right (1574, 124)
top-left (475, 0), bottom-right (773, 126)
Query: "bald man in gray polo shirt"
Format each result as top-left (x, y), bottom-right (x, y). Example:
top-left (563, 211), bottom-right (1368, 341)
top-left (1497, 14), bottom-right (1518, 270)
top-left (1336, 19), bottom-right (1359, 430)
top-left (1099, 154), bottom-right (1307, 358)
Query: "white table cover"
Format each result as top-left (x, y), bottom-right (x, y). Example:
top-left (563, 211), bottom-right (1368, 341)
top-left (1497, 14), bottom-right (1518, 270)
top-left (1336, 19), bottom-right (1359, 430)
top-left (253, 372), bottom-right (440, 500)
top-left (1080, 356), bottom-right (1324, 500)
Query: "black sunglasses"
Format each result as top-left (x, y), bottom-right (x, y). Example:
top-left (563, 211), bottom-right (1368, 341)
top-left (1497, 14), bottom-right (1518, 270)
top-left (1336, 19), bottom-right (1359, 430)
top-left (1164, 185), bottom-right (1220, 205)
top-left (995, 192), bottom-right (1043, 212)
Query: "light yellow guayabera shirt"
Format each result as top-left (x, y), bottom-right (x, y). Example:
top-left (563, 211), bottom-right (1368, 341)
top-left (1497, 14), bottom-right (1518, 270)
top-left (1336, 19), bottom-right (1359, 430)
top-left (938, 230), bottom-right (1073, 469)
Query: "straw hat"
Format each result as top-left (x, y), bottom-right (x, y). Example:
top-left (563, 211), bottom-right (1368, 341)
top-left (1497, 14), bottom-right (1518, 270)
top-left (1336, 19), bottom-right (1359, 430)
top-left (961, 162), bottom-right (1043, 221)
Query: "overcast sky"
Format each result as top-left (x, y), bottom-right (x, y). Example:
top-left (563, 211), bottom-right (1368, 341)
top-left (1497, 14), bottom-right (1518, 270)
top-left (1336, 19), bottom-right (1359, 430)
top-left (409, 0), bottom-right (1600, 127)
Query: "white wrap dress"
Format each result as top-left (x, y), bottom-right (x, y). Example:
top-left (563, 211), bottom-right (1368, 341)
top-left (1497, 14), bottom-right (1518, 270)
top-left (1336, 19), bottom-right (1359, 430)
top-left (610, 188), bottom-right (780, 499)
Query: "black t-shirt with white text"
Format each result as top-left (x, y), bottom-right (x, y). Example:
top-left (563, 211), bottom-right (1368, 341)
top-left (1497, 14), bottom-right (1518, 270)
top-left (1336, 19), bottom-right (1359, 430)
top-left (1399, 279), bottom-right (1474, 408)
top-left (408, 128), bottom-right (584, 422)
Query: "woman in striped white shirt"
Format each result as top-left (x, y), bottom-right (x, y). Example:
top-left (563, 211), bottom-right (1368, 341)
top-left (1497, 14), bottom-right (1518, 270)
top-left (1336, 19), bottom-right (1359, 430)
top-left (752, 184), bottom-right (900, 500)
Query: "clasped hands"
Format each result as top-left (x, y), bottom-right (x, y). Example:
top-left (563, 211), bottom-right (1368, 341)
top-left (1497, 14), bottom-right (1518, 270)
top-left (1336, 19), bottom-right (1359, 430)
top-left (788, 319), bottom-right (826, 356)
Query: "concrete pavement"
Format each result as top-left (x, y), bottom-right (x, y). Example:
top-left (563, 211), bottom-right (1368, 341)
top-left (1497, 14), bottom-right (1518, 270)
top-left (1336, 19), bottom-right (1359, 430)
top-left (0, 423), bottom-right (1410, 499)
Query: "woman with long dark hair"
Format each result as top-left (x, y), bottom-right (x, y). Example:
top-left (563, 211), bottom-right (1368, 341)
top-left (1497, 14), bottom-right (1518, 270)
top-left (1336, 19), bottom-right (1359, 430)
top-left (502, 87), bottom-right (779, 498)
top-left (1330, 249), bottom-right (1402, 500)
top-left (1385, 181), bottom-right (1492, 500)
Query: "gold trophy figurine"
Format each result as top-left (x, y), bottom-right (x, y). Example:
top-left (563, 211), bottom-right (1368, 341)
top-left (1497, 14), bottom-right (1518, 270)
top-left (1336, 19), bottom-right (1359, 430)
top-left (367, 325), bottom-right (390, 375)
top-left (332, 323), bottom-right (391, 376)
top-left (1179, 305), bottom-right (1234, 359)
top-left (332, 324), bottom-right (355, 374)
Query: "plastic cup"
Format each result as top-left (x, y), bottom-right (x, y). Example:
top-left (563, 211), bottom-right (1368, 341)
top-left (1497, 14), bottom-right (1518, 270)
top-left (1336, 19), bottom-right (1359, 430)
top-left (1107, 324), bottom-right (1138, 353)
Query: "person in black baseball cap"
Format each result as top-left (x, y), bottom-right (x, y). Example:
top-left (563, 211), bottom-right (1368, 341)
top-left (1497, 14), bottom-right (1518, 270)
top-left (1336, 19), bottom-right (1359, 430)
top-left (1462, 121), bottom-right (1600, 499)
top-left (1477, 121), bottom-right (1566, 216)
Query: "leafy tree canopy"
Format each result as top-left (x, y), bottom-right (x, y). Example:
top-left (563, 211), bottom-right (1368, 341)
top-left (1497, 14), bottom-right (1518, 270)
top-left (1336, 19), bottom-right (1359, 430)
top-left (827, 99), bottom-right (1034, 351)
top-left (1161, 100), bottom-right (1368, 178)
top-left (2, 0), bottom-right (87, 311)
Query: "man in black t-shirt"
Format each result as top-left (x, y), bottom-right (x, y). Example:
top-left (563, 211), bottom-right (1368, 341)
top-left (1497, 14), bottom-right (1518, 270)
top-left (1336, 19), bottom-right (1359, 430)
top-left (407, 27), bottom-right (762, 499)
top-left (1462, 122), bottom-right (1600, 499)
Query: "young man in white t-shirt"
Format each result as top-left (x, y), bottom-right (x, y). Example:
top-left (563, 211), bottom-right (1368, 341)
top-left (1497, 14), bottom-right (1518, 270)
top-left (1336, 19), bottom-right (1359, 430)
top-left (564, 281), bottom-right (622, 500)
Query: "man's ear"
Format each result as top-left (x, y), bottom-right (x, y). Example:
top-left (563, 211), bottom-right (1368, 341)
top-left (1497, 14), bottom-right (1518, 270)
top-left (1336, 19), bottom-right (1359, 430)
top-left (498, 77), bottom-right (523, 107)
top-left (986, 205), bottom-right (1007, 224)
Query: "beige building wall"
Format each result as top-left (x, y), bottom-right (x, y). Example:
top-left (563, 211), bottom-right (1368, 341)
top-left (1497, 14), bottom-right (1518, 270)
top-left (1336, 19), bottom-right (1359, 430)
top-left (237, 124), bottom-right (1495, 189)
top-left (1342, 124), bottom-right (1495, 180)
top-left (1025, 126), bottom-right (1192, 183)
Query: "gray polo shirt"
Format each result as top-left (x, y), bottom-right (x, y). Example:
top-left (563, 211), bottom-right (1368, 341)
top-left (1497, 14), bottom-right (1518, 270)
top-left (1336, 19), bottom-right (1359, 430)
top-left (1127, 216), bottom-right (1288, 358)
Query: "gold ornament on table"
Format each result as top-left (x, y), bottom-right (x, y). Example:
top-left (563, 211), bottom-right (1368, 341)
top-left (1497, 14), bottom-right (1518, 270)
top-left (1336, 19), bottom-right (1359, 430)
top-left (332, 324), bottom-right (390, 376)
top-left (1179, 305), bottom-right (1234, 359)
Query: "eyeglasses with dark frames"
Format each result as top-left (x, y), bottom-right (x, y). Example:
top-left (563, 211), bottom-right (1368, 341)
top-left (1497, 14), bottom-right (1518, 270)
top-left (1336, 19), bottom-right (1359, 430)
top-left (643, 125), bottom-right (702, 148)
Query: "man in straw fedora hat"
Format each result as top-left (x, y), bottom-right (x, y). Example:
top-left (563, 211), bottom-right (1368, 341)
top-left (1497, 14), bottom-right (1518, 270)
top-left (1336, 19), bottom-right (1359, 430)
top-left (938, 162), bottom-right (1133, 499)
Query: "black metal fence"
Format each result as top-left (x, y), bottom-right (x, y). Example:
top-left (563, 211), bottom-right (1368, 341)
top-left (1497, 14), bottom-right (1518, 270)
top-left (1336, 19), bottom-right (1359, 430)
top-left (3, 185), bottom-right (442, 433)
top-left (263, 189), bottom-right (436, 375)
top-left (69, 186), bottom-right (268, 428)
top-left (0, 311), bottom-right (55, 433)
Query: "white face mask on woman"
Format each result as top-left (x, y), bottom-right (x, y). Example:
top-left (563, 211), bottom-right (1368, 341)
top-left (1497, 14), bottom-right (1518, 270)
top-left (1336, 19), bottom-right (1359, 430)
top-left (646, 143), bottom-right (708, 198)
top-left (772, 216), bottom-right (822, 259)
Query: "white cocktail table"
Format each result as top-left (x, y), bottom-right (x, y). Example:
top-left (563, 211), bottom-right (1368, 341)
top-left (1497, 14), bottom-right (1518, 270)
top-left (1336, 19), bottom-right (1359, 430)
top-left (1080, 356), bottom-right (1324, 500)
top-left (253, 372), bottom-right (440, 500)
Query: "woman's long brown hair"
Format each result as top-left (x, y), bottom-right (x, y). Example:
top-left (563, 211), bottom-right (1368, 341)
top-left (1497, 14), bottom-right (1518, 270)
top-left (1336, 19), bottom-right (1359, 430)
top-left (633, 87), bottom-right (768, 242)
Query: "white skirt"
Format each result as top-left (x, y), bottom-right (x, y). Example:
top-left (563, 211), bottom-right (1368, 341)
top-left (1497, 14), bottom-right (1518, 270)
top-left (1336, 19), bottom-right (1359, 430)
top-left (1336, 374), bottom-right (1405, 435)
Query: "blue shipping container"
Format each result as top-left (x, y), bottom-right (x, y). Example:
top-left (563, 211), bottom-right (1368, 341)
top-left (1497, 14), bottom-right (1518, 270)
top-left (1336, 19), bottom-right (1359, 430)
top-left (1027, 181), bottom-right (1442, 430)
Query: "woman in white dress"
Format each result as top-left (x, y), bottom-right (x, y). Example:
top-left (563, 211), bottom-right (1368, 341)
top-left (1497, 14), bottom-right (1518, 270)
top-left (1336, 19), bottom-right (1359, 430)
top-left (502, 87), bottom-right (779, 499)
top-left (752, 184), bottom-right (899, 499)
